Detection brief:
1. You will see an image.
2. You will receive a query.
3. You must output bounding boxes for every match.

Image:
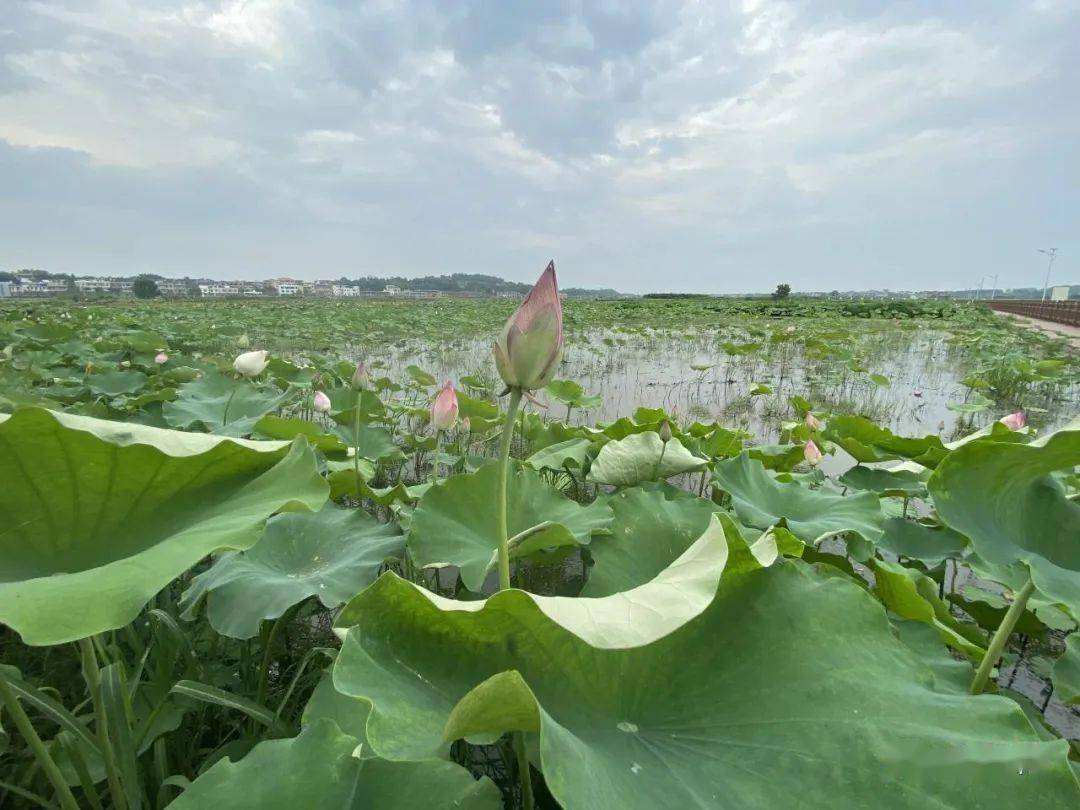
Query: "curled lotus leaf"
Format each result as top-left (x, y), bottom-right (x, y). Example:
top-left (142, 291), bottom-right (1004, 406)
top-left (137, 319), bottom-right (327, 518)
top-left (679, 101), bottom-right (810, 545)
top-left (929, 423), bottom-right (1080, 615)
top-left (0, 408), bottom-right (327, 645)
top-left (587, 432), bottom-right (706, 487)
top-left (333, 554), bottom-right (1079, 808)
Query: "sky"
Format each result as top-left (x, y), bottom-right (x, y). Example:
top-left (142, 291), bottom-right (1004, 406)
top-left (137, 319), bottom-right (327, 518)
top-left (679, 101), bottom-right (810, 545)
top-left (0, 1), bottom-right (1077, 294)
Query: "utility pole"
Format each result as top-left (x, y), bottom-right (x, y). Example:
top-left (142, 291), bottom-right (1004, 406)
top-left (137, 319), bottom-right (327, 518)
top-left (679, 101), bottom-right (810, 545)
top-left (1038, 248), bottom-right (1058, 301)
top-left (990, 274), bottom-right (998, 300)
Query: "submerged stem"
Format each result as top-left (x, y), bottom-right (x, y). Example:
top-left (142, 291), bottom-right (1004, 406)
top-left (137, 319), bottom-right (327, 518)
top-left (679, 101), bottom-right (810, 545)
top-left (495, 388), bottom-right (523, 592)
top-left (969, 577), bottom-right (1036, 695)
top-left (0, 669), bottom-right (81, 810)
top-left (512, 731), bottom-right (536, 810)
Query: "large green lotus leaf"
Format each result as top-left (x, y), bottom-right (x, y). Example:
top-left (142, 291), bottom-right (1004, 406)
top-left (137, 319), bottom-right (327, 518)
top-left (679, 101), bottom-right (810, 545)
top-left (873, 559), bottom-right (986, 661)
top-left (1052, 634), bottom-right (1080, 704)
top-left (334, 558), bottom-right (1079, 808)
top-left (839, 465), bottom-right (929, 497)
top-left (824, 415), bottom-right (948, 466)
top-left (331, 422), bottom-right (404, 462)
top-left (181, 505), bottom-right (403, 638)
top-left (163, 369), bottom-right (291, 436)
top-left (85, 369), bottom-right (148, 397)
top-left (170, 719), bottom-right (500, 810)
top-left (526, 438), bottom-right (593, 472)
top-left (929, 424), bottom-right (1080, 614)
top-left (407, 462), bottom-right (614, 592)
top-left (254, 414), bottom-right (349, 457)
top-left (302, 674), bottom-right (372, 755)
top-left (0, 408), bottom-right (327, 645)
top-left (582, 487), bottom-right (716, 597)
top-left (713, 452), bottom-right (883, 550)
top-left (587, 432), bottom-right (705, 486)
top-left (876, 517), bottom-right (969, 566)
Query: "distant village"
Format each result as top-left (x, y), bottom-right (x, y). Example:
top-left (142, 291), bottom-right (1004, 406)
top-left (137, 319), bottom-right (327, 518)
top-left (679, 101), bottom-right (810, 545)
top-left (0, 273), bottom-right (531, 300)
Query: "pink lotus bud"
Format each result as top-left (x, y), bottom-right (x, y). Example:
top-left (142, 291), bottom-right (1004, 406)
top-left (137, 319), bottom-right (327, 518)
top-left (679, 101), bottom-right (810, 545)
top-left (804, 412), bottom-right (822, 430)
top-left (233, 349), bottom-right (269, 377)
top-left (351, 362), bottom-right (371, 392)
top-left (312, 390), bottom-right (331, 413)
top-left (431, 381), bottom-right (459, 431)
top-left (999, 411), bottom-right (1026, 431)
top-left (154, 351), bottom-right (168, 365)
top-left (493, 261), bottom-right (563, 391)
top-left (804, 439), bottom-right (823, 466)
top-left (460, 417), bottom-right (471, 434)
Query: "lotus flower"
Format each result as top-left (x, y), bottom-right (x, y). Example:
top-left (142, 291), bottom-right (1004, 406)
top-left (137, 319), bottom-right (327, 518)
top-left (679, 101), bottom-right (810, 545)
top-left (351, 362), bottom-right (371, 391)
top-left (313, 390), bottom-right (331, 413)
top-left (233, 349), bottom-right (269, 377)
top-left (154, 351), bottom-right (168, 365)
top-left (804, 412), bottom-right (823, 430)
top-left (804, 439), bottom-right (823, 466)
top-left (999, 411), bottom-right (1026, 431)
top-left (431, 381), bottom-right (459, 431)
top-left (494, 261), bottom-right (563, 391)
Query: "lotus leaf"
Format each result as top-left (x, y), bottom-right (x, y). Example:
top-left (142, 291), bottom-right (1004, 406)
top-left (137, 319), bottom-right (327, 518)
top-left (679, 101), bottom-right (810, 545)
top-left (334, 558), bottom-right (1080, 808)
top-left (169, 719), bottom-right (500, 809)
top-left (587, 432), bottom-right (705, 486)
top-left (0, 408), bottom-right (327, 645)
top-left (407, 462), bottom-right (614, 591)
top-left (164, 370), bottom-right (291, 436)
top-left (181, 504), bottom-right (403, 638)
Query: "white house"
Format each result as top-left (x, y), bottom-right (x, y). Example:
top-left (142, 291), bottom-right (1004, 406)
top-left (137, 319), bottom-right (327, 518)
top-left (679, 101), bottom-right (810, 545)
top-left (276, 282), bottom-right (303, 295)
top-left (199, 284), bottom-right (239, 297)
top-left (383, 284), bottom-right (401, 295)
top-left (333, 285), bottom-right (361, 297)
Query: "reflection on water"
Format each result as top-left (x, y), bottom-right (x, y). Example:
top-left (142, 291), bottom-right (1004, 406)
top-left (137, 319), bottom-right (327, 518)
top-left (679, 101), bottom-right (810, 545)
top-left (358, 328), bottom-right (1076, 443)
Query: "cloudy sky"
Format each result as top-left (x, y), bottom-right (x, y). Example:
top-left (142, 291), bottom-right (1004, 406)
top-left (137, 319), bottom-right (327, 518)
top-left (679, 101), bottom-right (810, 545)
top-left (1, 1), bottom-right (1076, 293)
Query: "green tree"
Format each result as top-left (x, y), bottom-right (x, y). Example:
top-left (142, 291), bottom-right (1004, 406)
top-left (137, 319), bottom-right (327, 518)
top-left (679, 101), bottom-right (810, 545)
top-left (132, 276), bottom-right (160, 299)
top-left (772, 283), bottom-right (791, 299)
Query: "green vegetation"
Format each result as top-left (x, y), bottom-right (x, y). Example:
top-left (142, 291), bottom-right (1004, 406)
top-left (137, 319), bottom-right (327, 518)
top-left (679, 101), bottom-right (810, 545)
top-left (0, 293), bottom-right (1078, 809)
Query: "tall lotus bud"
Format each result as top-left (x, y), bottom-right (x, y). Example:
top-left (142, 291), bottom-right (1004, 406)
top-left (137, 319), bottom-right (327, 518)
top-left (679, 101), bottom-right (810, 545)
top-left (351, 362), bottom-right (371, 392)
top-left (493, 261), bottom-right (563, 391)
top-left (431, 381), bottom-right (459, 431)
top-left (804, 439), bottom-right (823, 466)
top-left (804, 412), bottom-right (823, 430)
top-left (234, 349), bottom-right (269, 377)
top-left (999, 411), bottom-right (1026, 431)
top-left (154, 351), bottom-right (168, 365)
top-left (658, 420), bottom-right (673, 443)
top-left (312, 390), bottom-right (331, 413)
top-left (461, 416), bottom-right (471, 434)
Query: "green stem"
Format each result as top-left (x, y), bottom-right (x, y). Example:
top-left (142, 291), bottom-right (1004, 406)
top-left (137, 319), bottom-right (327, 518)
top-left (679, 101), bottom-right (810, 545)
top-left (0, 669), bottom-right (81, 810)
top-left (654, 441), bottom-right (669, 482)
top-left (78, 638), bottom-right (127, 810)
top-left (431, 429), bottom-right (442, 486)
top-left (512, 731), bottom-right (535, 810)
top-left (353, 389), bottom-right (363, 501)
top-left (222, 383), bottom-right (239, 426)
top-left (495, 388), bottom-right (523, 592)
top-left (969, 577), bottom-right (1036, 695)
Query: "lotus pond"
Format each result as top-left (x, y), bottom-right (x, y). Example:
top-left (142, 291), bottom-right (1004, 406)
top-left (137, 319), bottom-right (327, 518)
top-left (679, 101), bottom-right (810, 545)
top-left (1, 291), bottom-right (1079, 809)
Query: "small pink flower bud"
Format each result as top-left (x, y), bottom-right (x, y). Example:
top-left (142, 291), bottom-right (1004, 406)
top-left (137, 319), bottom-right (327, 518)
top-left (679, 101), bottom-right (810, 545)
top-left (154, 351), bottom-right (168, 365)
top-left (493, 261), bottom-right (563, 391)
top-left (999, 411), bottom-right (1026, 431)
top-left (431, 381), bottom-right (459, 431)
top-left (313, 390), bottom-right (331, 413)
top-left (804, 439), bottom-right (823, 466)
top-left (804, 412), bottom-right (822, 430)
top-left (460, 417), bottom-right (472, 434)
top-left (233, 349), bottom-right (269, 377)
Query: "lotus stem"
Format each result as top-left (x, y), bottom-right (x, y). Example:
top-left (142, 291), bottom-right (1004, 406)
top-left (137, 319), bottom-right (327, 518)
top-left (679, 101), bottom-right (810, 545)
top-left (0, 668), bottom-right (81, 810)
top-left (353, 389), bottom-right (363, 501)
top-left (78, 637), bottom-right (128, 810)
top-left (222, 383), bottom-right (239, 426)
top-left (512, 732), bottom-right (535, 810)
top-left (969, 577), bottom-right (1036, 695)
top-left (431, 429), bottom-right (442, 486)
top-left (496, 387), bottom-right (523, 591)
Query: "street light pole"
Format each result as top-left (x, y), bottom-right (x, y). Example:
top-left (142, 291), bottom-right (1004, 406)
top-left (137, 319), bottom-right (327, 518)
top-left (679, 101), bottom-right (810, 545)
top-left (990, 274), bottom-right (998, 300)
top-left (1037, 248), bottom-right (1058, 302)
